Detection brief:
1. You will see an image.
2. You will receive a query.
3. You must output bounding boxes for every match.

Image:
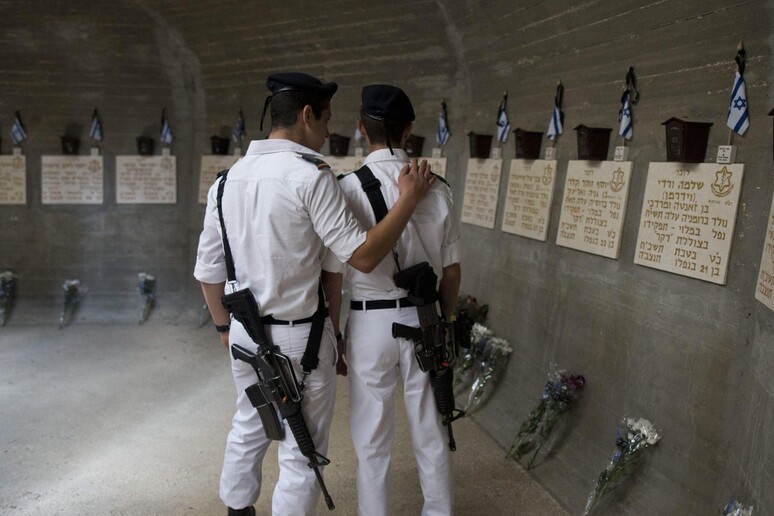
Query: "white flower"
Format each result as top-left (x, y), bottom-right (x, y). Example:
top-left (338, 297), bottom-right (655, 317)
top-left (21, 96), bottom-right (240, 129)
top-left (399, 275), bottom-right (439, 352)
top-left (625, 417), bottom-right (661, 445)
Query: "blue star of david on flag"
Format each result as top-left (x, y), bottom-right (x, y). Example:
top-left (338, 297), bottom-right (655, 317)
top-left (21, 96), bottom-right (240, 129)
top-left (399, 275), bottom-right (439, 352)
top-left (619, 90), bottom-right (633, 140)
top-left (10, 111), bottom-right (27, 145)
top-left (726, 71), bottom-right (749, 135)
top-left (89, 109), bottom-right (104, 142)
top-left (496, 93), bottom-right (510, 143)
top-left (437, 101), bottom-right (450, 146)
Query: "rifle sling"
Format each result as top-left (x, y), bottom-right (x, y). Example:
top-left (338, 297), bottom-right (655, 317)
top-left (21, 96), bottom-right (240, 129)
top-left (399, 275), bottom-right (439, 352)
top-left (216, 170), bottom-right (325, 374)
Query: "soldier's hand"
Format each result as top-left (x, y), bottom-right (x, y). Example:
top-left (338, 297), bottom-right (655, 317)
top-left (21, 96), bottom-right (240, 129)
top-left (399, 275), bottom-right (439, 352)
top-left (219, 331), bottom-right (230, 349)
top-left (398, 159), bottom-right (435, 205)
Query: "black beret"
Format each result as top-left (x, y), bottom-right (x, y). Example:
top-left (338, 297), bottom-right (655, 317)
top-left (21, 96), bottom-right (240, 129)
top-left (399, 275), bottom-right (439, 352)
top-left (266, 72), bottom-right (338, 99)
top-left (361, 84), bottom-right (415, 123)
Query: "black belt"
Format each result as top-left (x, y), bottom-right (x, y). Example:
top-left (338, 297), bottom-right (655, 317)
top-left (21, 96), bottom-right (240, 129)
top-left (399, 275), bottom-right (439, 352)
top-left (261, 314), bottom-right (316, 325)
top-left (350, 298), bottom-right (415, 311)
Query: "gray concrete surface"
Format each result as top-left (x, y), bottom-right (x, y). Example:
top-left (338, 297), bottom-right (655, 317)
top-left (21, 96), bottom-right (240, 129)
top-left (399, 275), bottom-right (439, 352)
top-left (0, 320), bottom-right (566, 515)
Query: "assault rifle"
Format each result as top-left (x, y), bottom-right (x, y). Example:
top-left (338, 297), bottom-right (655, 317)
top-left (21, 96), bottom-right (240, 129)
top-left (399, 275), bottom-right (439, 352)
top-left (222, 288), bottom-right (335, 511)
top-left (391, 262), bottom-right (469, 451)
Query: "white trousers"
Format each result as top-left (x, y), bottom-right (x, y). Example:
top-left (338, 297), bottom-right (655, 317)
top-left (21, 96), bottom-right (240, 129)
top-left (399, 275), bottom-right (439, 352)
top-left (220, 318), bottom-right (337, 515)
top-left (347, 305), bottom-right (454, 516)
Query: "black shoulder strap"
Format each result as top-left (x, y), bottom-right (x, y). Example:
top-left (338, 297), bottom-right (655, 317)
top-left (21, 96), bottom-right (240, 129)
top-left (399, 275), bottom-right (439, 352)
top-left (353, 165), bottom-right (389, 225)
top-left (216, 170), bottom-right (236, 283)
top-left (352, 165), bottom-right (402, 272)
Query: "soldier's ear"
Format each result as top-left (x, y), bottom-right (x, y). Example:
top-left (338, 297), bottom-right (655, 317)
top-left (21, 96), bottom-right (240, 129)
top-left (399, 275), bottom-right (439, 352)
top-left (301, 105), bottom-right (314, 125)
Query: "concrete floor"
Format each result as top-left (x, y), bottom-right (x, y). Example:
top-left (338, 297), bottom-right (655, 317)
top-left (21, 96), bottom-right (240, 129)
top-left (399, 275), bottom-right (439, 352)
top-left (0, 318), bottom-right (567, 515)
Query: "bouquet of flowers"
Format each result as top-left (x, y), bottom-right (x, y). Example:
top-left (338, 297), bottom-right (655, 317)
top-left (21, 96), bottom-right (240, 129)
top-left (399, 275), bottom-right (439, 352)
top-left (60, 279), bottom-right (82, 329)
top-left (137, 272), bottom-right (156, 324)
top-left (583, 417), bottom-right (661, 515)
top-left (506, 369), bottom-right (586, 469)
top-left (463, 327), bottom-right (512, 414)
top-left (0, 270), bottom-right (17, 327)
top-left (724, 498), bottom-right (754, 516)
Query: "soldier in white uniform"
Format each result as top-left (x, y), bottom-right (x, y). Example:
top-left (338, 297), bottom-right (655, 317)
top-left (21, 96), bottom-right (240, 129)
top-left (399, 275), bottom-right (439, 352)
top-left (194, 73), bottom-right (436, 516)
top-left (323, 84), bottom-right (462, 516)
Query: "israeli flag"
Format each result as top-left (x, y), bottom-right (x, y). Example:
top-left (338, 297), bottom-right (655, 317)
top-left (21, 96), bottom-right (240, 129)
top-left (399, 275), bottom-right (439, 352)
top-left (89, 109), bottom-right (103, 142)
top-left (436, 101), bottom-right (450, 146)
top-left (546, 105), bottom-right (563, 140)
top-left (231, 110), bottom-right (246, 142)
top-left (618, 91), bottom-right (633, 140)
top-left (10, 111), bottom-right (27, 145)
top-left (160, 110), bottom-right (173, 145)
top-left (726, 71), bottom-right (749, 135)
top-left (496, 94), bottom-right (510, 143)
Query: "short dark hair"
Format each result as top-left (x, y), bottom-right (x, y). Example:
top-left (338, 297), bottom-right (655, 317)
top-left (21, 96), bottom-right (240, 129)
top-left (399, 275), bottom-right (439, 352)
top-left (270, 91), bottom-right (329, 129)
top-left (359, 107), bottom-right (407, 146)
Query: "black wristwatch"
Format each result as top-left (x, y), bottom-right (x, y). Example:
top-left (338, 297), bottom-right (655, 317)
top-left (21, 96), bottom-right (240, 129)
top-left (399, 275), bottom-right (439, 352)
top-left (215, 323), bottom-right (230, 333)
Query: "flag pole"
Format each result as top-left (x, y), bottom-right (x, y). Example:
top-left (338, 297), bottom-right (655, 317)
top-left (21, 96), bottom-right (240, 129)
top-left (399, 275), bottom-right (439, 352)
top-left (728, 41), bottom-right (744, 146)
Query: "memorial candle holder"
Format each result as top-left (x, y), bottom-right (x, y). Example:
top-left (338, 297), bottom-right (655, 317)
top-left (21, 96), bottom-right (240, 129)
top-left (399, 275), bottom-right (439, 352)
top-left (136, 136), bottom-right (155, 156)
top-left (574, 125), bottom-right (612, 161)
top-left (211, 136), bottom-right (230, 155)
top-left (328, 133), bottom-right (350, 156)
top-left (468, 132), bottom-right (493, 159)
top-left (404, 134), bottom-right (425, 157)
top-left (61, 136), bottom-right (80, 156)
top-left (513, 128), bottom-right (543, 159)
top-left (662, 117), bottom-right (712, 163)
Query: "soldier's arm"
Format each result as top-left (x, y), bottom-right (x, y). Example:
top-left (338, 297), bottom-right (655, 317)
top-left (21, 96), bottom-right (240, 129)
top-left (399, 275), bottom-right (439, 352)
top-left (201, 281), bottom-right (230, 348)
top-left (439, 263), bottom-right (461, 320)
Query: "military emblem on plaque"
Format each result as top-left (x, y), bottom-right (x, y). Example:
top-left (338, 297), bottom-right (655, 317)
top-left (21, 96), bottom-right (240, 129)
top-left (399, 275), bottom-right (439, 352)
top-left (711, 166), bottom-right (734, 197)
top-left (541, 164), bottom-right (554, 185)
top-left (610, 167), bottom-right (626, 193)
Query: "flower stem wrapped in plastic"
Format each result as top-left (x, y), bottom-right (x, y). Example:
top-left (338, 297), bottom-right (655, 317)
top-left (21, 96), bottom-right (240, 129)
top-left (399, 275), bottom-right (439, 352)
top-left (723, 498), bottom-right (754, 516)
top-left (60, 279), bottom-right (82, 329)
top-left (0, 270), bottom-right (17, 327)
top-left (463, 327), bottom-right (512, 414)
top-left (583, 417), bottom-right (661, 515)
top-left (137, 272), bottom-right (156, 325)
top-left (453, 323), bottom-right (488, 391)
top-left (506, 369), bottom-right (585, 469)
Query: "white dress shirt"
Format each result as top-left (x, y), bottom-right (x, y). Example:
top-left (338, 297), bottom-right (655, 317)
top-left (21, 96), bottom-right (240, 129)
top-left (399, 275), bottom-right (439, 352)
top-left (194, 138), bottom-right (367, 321)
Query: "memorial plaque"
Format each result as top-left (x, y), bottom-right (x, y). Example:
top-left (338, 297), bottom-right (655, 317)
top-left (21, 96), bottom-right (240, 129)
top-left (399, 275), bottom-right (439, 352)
top-left (556, 161), bottom-right (632, 258)
top-left (501, 159), bottom-right (557, 241)
top-left (41, 156), bottom-right (104, 204)
top-left (324, 156), bottom-right (364, 177)
top-left (116, 155), bottom-right (177, 204)
top-left (0, 155), bottom-right (26, 204)
top-left (461, 159), bottom-right (502, 229)
top-left (755, 193), bottom-right (774, 312)
top-left (634, 162), bottom-right (744, 285)
top-left (199, 155), bottom-right (240, 204)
